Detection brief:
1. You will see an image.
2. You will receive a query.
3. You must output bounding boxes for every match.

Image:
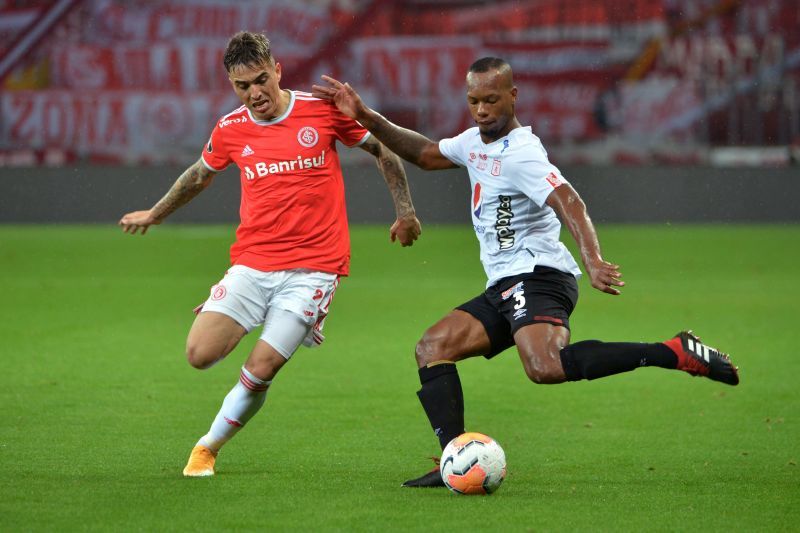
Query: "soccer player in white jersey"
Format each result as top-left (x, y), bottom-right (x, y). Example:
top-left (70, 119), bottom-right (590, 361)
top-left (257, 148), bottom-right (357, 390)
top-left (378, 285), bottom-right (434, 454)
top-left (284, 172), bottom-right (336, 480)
top-left (119, 32), bottom-right (421, 477)
top-left (313, 57), bottom-right (739, 488)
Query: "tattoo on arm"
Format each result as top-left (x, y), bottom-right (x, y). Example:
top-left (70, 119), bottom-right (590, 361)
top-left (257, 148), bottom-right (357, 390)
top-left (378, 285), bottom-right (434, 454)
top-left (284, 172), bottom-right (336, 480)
top-left (363, 138), bottom-right (416, 218)
top-left (151, 159), bottom-right (216, 221)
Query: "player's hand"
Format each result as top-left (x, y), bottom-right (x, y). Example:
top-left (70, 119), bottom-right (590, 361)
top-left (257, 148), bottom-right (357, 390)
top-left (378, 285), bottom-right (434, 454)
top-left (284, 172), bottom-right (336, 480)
top-left (311, 75), bottom-right (366, 121)
top-left (390, 215), bottom-right (421, 247)
top-left (119, 209), bottom-right (161, 235)
top-left (586, 258), bottom-right (624, 295)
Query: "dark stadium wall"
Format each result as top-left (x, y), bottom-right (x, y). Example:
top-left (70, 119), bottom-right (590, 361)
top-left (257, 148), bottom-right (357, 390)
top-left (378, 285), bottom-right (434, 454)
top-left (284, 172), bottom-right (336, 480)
top-left (0, 164), bottom-right (798, 224)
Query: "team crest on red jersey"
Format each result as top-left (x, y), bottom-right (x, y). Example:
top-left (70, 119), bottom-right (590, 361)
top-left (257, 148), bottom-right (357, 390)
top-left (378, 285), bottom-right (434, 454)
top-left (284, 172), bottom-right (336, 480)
top-left (297, 126), bottom-right (319, 148)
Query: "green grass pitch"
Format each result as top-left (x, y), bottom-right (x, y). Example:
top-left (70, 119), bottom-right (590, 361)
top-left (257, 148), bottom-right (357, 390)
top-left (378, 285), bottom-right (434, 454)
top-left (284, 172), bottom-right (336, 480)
top-left (1, 223), bottom-right (798, 531)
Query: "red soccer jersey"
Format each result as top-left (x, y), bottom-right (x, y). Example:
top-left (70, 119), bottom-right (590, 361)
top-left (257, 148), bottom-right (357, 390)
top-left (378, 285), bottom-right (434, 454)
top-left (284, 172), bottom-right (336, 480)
top-left (201, 91), bottom-right (369, 276)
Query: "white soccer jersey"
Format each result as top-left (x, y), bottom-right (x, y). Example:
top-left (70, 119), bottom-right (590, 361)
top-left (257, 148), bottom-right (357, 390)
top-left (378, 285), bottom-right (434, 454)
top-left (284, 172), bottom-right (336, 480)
top-left (439, 126), bottom-right (581, 288)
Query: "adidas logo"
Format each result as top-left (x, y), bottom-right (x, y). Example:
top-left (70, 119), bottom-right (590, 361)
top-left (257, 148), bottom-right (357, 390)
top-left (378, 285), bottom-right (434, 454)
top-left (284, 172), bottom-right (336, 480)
top-left (686, 337), bottom-right (711, 362)
top-left (241, 145), bottom-right (254, 157)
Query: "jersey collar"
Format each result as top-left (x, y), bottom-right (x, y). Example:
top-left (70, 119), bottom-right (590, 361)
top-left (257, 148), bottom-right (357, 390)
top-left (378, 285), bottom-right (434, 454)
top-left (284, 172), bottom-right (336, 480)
top-left (246, 90), bottom-right (295, 126)
top-left (479, 125), bottom-right (530, 146)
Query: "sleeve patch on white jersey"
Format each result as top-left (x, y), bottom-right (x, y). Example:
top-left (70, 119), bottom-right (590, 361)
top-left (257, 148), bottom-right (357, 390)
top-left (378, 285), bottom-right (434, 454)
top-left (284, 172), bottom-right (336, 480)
top-left (545, 172), bottom-right (564, 188)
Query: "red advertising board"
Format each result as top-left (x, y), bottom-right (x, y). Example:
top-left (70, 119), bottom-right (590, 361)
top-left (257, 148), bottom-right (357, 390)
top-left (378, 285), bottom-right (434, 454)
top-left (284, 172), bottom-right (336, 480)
top-left (1, 90), bottom-right (238, 164)
top-left (49, 44), bottom-right (231, 91)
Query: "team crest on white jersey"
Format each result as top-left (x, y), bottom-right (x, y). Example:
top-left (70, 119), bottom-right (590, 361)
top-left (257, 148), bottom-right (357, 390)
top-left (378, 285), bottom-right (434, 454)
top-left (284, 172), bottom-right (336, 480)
top-left (297, 126), bottom-right (319, 148)
top-left (491, 159), bottom-right (502, 176)
top-left (241, 145), bottom-right (255, 157)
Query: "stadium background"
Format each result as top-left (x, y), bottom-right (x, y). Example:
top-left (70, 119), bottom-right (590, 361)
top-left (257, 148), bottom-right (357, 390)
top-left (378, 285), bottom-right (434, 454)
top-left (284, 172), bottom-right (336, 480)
top-left (1, 1), bottom-right (798, 531)
top-left (1, 0), bottom-right (798, 223)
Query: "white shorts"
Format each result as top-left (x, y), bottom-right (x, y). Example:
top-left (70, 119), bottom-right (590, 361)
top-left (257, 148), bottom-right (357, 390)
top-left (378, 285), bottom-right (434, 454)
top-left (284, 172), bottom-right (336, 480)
top-left (197, 265), bottom-right (340, 358)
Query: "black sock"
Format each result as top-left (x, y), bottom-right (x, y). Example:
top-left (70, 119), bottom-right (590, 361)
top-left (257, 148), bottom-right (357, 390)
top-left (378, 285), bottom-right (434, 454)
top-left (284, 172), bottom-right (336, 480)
top-left (416, 363), bottom-right (465, 449)
top-left (559, 340), bottom-right (678, 381)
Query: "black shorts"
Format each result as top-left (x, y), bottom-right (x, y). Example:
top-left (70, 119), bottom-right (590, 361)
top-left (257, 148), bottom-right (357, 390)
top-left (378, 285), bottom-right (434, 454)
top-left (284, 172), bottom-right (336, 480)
top-left (456, 266), bottom-right (579, 358)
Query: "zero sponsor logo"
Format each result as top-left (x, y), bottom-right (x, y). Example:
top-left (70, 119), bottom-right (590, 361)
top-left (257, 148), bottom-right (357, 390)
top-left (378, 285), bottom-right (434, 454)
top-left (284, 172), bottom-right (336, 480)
top-left (495, 195), bottom-right (515, 250)
top-left (211, 284), bottom-right (226, 301)
top-left (472, 182), bottom-right (483, 218)
top-left (297, 126), bottom-right (319, 147)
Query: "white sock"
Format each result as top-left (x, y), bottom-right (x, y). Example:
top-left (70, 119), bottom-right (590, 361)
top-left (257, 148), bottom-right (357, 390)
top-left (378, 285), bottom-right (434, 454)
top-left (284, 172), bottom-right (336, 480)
top-left (197, 367), bottom-right (270, 453)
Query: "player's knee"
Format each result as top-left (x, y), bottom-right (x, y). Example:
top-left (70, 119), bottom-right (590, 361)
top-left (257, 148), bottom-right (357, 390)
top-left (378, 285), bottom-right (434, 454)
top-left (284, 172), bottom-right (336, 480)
top-left (415, 329), bottom-right (450, 367)
top-left (524, 366), bottom-right (563, 384)
top-left (414, 338), bottom-right (434, 367)
top-left (185, 342), bottom-right (221, 370)
top-left (521, 351), bottom-right (566, 384)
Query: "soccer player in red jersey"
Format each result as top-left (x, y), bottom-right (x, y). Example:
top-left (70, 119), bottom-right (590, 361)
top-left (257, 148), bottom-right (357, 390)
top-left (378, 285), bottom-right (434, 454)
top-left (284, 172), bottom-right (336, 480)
top-left (119, 32), bottom-right (421, 477)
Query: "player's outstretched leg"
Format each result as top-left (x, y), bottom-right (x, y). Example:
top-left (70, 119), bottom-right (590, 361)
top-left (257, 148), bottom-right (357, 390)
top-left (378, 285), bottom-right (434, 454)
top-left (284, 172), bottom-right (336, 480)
top-left (556, 329), bottom-right (738, 386)
top-left (663, 330), bottom-right (739, 385)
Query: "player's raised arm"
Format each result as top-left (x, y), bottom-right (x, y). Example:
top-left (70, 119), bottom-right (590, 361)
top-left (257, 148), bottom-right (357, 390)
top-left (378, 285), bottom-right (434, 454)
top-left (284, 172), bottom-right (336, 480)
top-left (312, 75), bottom-right (456, 171)
top-left (358, 136), bottom-right (422, 247)
top-left (119, 158), bottom-right (217, 235)
top-left (545, 183), bottom-right (625, 295)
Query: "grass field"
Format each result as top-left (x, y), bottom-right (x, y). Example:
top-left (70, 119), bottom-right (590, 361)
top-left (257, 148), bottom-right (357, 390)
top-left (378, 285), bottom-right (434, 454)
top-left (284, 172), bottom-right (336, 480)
top-left (1, 223), bottom-right (798, 532)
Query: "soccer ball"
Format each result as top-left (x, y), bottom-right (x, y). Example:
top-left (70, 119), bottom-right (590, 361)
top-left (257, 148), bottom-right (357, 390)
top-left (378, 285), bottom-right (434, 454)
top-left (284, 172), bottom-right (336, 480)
top-left (439, 432), bottom-right (507, 495)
